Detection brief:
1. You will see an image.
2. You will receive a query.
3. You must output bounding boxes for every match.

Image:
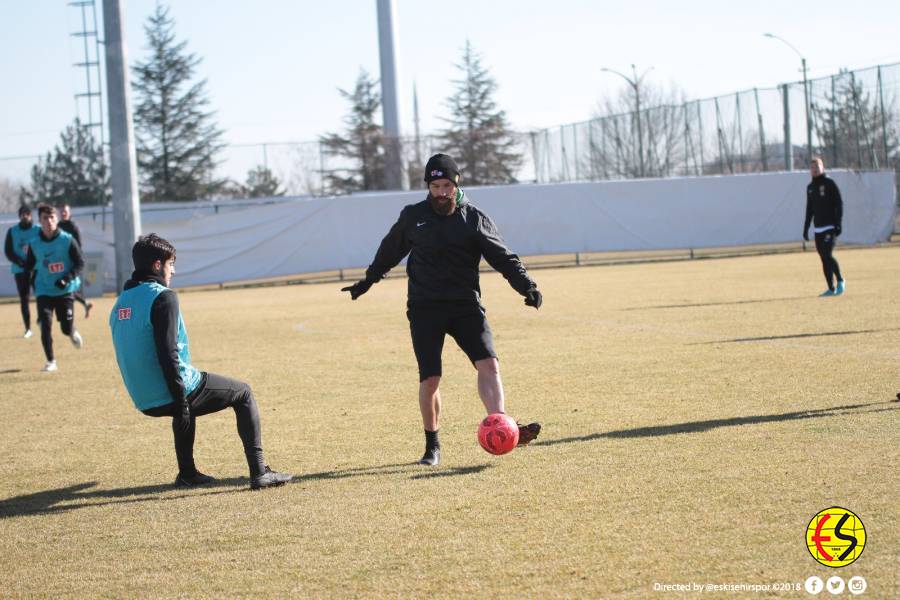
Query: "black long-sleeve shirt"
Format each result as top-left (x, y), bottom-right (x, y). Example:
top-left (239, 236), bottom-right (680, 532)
top-left (4, 225), bottom-right (29, 268)
top-left (364, 190), bottom-right (536, 306)
top-left (123, 272), bottom-right (188, 405)
top-left (58, 219), bottom-right (82, 248)
top-left (23, 229), bottom-right (85, 280)
top-left (804, 174), bottom-right (843, 233)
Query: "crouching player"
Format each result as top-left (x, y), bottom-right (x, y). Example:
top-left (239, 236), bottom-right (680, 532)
top-left (110, 234), bottom-right (291, 490)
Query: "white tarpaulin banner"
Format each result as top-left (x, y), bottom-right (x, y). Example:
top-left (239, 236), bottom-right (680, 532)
top-left (1, 169), bottom-right (894, 295)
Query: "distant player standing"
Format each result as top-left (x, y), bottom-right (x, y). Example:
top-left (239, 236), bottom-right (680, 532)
top-left (109, 234), bottom-right (292, 489)
top-left (4, 205), bottom-right (40, 338)
top-left (342, 153), bottom-right (542, 466)
top-left (24, 204), bottom-right (85, 372)
top-left (803, 157), bottom-right (845, 296)
top-left (58, 203), bottom-right (94, 318)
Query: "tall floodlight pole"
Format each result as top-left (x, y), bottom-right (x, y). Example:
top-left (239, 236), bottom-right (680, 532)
top-left (764, 33), bottom-right (812, 162)
top-left (601, 64), bottom-right (653, 177)
top-left (376, 0), bottom-right (408, 190)
top-left (103, 0), bottom-right (141, 291)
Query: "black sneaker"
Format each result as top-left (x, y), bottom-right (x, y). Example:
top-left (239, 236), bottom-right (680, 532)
top-left (517, 422), bottom-right (542, 446)
top-left (250, 466), bottom-right (292, 490)
top-left (418, 446), bottom-right (440, 466)
top-left (174, 471), bottom-right (215, 487)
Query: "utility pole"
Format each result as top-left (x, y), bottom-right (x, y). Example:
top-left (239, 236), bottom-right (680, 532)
top-left (764, 33), bottom-right (812, 161)
top-left (412, 81), bottom-right (422, 169)
top-left (376, 0), bottom-right (408, 190)
top-left (103, 0), bottom-right (141, 291)
top-left (601, 64), bottom-right (652, 177)
top-left (781, 83), bottom-right (793, 171)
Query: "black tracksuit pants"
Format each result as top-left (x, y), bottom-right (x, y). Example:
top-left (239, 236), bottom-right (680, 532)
top-left (814, 230), bottom-right (843, 290)
top-left (143, 372), bottom-right (266, 478)
top-left (14, 271), bottom-right (31, 330)
top-left (36, 295), bottom-right (75, 361)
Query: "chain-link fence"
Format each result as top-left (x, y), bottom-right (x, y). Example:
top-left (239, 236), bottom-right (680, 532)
top-left (532, 62), bottom-right (900, 184)
top-left (3, 62), bottom-right (897, 207)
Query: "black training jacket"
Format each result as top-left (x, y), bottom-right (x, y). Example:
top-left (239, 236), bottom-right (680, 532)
top-left (364, 190), bottom-right (536, 305)
top-left (58, 219), bottom-right (82, 248)
top-left (804, 174), bottom-right (843, 232)
top-left (4, 226), bottom-right (27, 268)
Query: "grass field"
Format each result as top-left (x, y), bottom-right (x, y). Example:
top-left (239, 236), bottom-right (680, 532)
top-left (1, 246), bottom-right (898, 598)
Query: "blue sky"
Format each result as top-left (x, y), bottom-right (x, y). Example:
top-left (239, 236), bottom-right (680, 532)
top-left (2, 0), bottom-right (899, 183)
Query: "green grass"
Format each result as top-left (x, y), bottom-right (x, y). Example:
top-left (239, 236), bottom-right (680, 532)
top-left (1, 246), bottom-right (898, 598)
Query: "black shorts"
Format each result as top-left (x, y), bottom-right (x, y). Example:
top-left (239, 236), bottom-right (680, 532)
top-left (407, 302), bottom-right (497, 381)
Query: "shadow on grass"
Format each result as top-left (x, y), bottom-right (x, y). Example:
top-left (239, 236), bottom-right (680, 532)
top-left (0, 461), bottom-right (491, 519)
top-left (538, 400), bottom-right (900, 447)
top-left (410, 464), bottom-right (491, 479)
top-left (624, 296), bottom-right (809, 311)
top-left (296, 462), bottom-right (492, 482)
top-left (0, 369), bottom-right (22, 375)
top-left (0, 478), bottom-right (248, 519)
top-left (690, 327), bottom-right (900, 345)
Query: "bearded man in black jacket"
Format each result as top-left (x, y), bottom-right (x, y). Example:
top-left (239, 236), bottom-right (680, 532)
top-left (342, 154), bottom-right (542, 466)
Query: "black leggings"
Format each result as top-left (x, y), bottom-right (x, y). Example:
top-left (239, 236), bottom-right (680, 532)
top-left (814, 230), bottom-right (843, 290)
top-left (143, 372), bottom-right (266, 478)
top-left (73, 284), bottom-right (88, 308)
top-left (14, 271), bottom-right (31, 330)
top-left (36, 295), bottom-right (74, 361)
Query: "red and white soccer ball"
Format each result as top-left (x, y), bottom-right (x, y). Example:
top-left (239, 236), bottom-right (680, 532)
top-left (477, 413), bottom-right (519, 455)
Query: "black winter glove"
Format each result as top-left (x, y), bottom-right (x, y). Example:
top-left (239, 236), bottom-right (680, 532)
top-left (834, 225), bottom-right (842, 237)
top-left (173, 401), bottom-right (191, 433)
top-left (341, 279), bottom-right (374, 300)
top-left (524, 289), bottom-right (543, 309)
top-left (802, 231), bottom-right (809, 242)
top-left (55, 276), bottom-right (71, 289)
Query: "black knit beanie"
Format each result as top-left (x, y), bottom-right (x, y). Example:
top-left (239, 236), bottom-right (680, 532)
top-left (424, 154), bottom-right (460, 185)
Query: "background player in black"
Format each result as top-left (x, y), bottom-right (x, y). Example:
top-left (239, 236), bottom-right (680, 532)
top-left (58, 203), bottom-right (94, 317)
top-left (342, 154), bottom-right (542, 466)
top-left (24, 204), bottom-right (85, 372)
top-left (4, 205), bottom-right (37, 337)
top-left (803, 157), bottom-right (845, 296)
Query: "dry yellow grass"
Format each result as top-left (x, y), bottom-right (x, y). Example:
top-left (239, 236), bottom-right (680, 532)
top-left (1, 246), bottom-right (898, 598)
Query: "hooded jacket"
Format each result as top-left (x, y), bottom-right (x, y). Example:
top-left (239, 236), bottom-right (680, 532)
top-left (364, 190), bottom-right (536, 306)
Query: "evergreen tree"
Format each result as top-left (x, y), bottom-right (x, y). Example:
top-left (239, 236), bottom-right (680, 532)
top-left (243, 165), bottom-right (284, 198)
top-left (813, 72), bottom-right (899, 170)
top-left (132, 4), bottom-right (225, 202)
top-left (440, 41), bottom-right (521, 185)
top-left (319, 69), bottom-right (386, 194)
top-left (25, 118), bottom-right (109, 207)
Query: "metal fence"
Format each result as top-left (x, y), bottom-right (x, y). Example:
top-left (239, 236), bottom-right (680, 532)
top-left (531, 62), bottom-right (900, 183)
top-left (3, 62), bottom-right (897, 204)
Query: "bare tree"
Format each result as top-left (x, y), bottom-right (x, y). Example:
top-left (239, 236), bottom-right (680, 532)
top-left (0, 177), bottom-right (25, 213)
top-left (813, 71), bottom-right (899, 171)
top-left (588, 82), bottom-right (689, 179)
